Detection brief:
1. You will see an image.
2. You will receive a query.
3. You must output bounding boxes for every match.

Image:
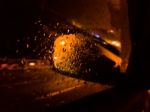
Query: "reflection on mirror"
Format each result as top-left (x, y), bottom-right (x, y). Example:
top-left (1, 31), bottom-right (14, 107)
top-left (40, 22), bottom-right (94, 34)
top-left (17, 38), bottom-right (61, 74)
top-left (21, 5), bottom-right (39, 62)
top-left (1, 0), bottom-right (131, 82)
top-left (14, 0), bottom-right (131, 84)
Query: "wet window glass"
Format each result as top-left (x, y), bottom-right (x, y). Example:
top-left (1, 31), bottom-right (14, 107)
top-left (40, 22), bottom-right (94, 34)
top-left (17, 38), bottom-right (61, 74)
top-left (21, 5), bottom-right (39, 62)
top-left (0, 0), bottom-right (135, 112)
top-left (14, 0), bottom-right (131, 82)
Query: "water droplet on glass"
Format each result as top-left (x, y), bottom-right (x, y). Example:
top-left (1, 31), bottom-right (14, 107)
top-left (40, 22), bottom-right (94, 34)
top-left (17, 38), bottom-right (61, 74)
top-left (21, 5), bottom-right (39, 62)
top-left (56, 22), bottom-right (59, 26)
top-left (37, 20), bottom-right (41, 23)
top-left (48, 50), bottom-right (52, 54)
top-left (26, 44), bottom-right (29, 48)
top-left (48, 33), bottom-right (52, 38)
top-left (70, 43), bottom-right (73, 47)
top-left (33, 49), bottom-right (36, 52)
top-left (43, 33), bottom-right (46, 37)
top-left (90, 44), bottom-right (93, 48)
top-left (16, 39), bottom-right (20, 42)
top-left (16, 50), bottom-right (19, 53)
top-left (67, 29), bottom-right (70, 33)
top-left (88, 68), bottom-right (91, 72)
top-left (62, 48), bottom-right (66, 52)
top-left (54, 33), bottom-right (57, 37)
top-left (34, 36), bottom-right (37, 41)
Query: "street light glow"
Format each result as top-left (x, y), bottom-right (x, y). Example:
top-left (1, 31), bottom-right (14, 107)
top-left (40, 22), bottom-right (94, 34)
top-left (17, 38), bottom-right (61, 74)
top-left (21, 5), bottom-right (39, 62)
top-left (111, 41), bottom-right (121, 47)
top-left (29, 62), bottom-right (35, 66)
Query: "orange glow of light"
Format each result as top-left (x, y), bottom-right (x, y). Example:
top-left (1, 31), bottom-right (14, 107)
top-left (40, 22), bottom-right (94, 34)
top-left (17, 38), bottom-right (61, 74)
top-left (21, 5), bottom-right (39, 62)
top-left (53, 56), bottom-right (58, 60)
top-left (60, 40), bottom-right (65, 45)
top-left (71, 20), bottom-right (82, 28)
top-left (107, 29), bottom-right (115, 33)
top-left (111, 41), bottom-right (121, 47)
top-left (29, 62), bottom-right (35, 66)
top-left (97, 44), bottom-right (122, 67)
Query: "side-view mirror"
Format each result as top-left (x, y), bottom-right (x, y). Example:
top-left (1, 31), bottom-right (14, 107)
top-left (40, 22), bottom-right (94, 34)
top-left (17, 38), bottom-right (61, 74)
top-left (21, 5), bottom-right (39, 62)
top-left (18, 2), bottom-right (131, 84)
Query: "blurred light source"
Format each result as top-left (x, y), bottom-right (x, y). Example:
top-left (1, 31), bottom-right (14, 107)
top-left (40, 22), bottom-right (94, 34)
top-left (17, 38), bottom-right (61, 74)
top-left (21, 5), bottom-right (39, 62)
top-left (60, 40), bottom-right (65, 46)
top-left (91, 32), bottom-right (101, 38)
top-left (111, 41), bottom-right (121, 47)
top-left (71, 20), bottom-right (82, 28)
top-left (53, 56), bottom-right (58, 60)
top-left (29, 62), bottom-right (35, 66)
top-left (107, 29), bottom-right (115, 33)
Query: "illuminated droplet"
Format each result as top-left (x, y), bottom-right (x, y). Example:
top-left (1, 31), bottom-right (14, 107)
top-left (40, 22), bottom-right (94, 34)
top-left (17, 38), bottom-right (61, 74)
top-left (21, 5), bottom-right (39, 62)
top-left (34, 36), bottom-right (37, 41)
top-left (29, 62), bottom-right (35, 66)
top-left (54, 33), bottom-right (57, 36)
top-left (108, 29), bottom-right (114, 33)
top-left (111, 41), bottom-right (121, 47)
top-left (48, 34), bottom-right (52, 38)
top-left (48, 50), bottom-right (52, 53)
top-left (16, 50), bottom-right (19, 53)
top-left (62, 48), bottom-right (66, 52)
top-left (26, 44), bottom-right (29, 48)
top-left (60, 40), bottom-right (65, 45)
top-left (16, 39), bottom-right (20, 42)
top-left (54, 56), bottom-right (58, 60)
top-left (37, 20), bottom-right (41, 23)
top-left (67, 29), bottom-right (70, 33)
top-left (56, 22), bottom-right (59, 26)
top-left (43, 33), bottom-right (46, 37)
top-left (33, 49), bottom-right (36, 52)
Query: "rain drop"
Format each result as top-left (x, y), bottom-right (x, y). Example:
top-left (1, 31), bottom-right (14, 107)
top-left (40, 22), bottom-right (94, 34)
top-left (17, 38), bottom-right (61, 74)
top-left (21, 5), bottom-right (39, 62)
top-left (33, 49), bottom-right (36, 52)
top-left (67, 29), bottom-right (70, 33)
top-left (34, 21), bottom-right (38, 25)
top-left (88, 68), bottom-right (91, 72)
top-left (54, 33), bottom-right (57, 37)
top-left (34, 36), bottom-right (37, 41)
top-left (16, 50), bottom-right (19, 53)
top-left (56, 22), bottom-right (59, 26)
top-left (48, 33), bottom-right (52, 38)
top-left (48, 50), bottom-right (52, 54)
top-left (62, 48), bottom-right (66, 52)
top-left (16, 39), bottom-right (20, 42)
top-left (70, 43), bottom-right (73, 47)
top-left (37, 20), bottom-right (41, 23)
top-left (43, 33), bottom-right (46, 37)
top-left (26, 44), bottom-right (29, 48)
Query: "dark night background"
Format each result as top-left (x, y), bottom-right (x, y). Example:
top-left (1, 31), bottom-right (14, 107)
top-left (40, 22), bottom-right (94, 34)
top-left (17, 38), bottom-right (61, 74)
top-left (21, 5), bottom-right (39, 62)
top-left (0, 0), bottom-right (150, 85)
top-left (0, 0), bottom-right (42, 58)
